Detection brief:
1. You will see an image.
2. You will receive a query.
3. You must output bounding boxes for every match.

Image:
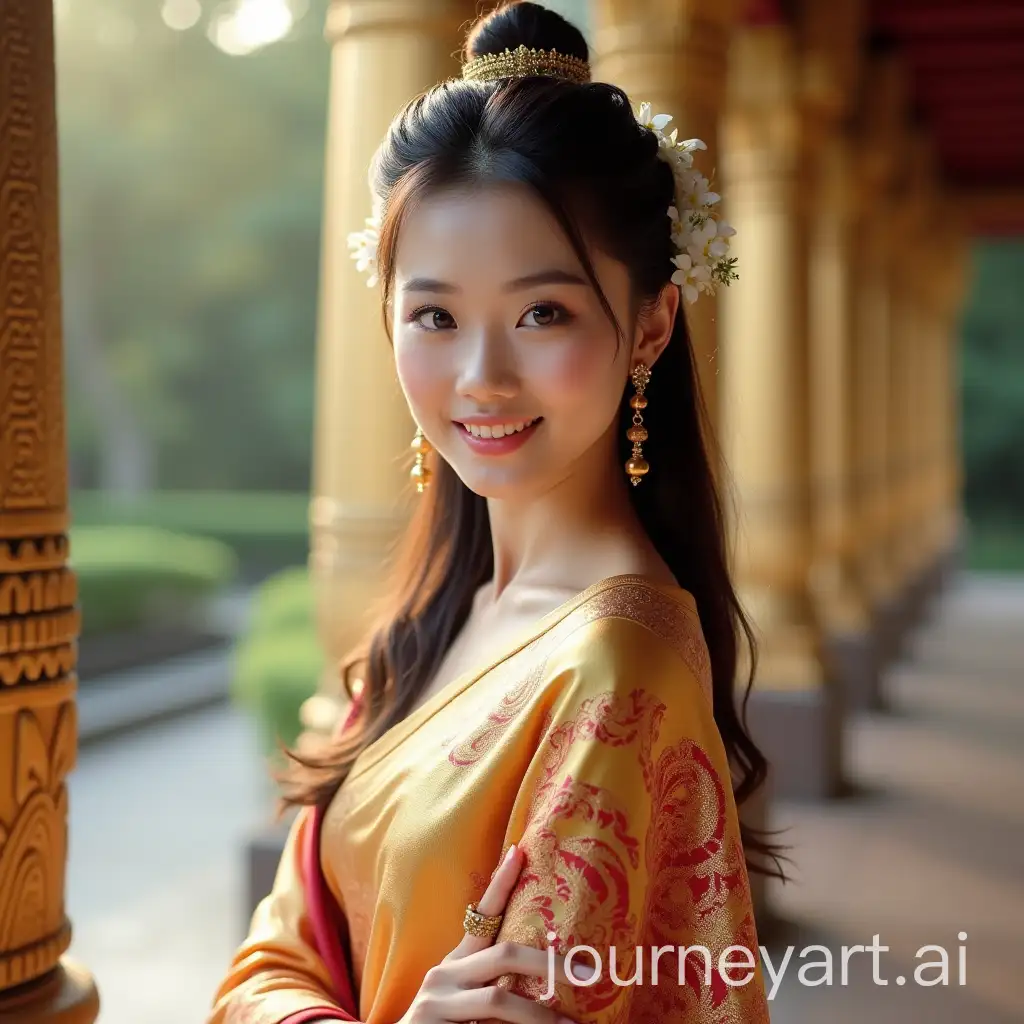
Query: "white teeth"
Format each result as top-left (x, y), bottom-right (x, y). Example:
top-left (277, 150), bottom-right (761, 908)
top-left (465, 418), bottom-right (537, 438)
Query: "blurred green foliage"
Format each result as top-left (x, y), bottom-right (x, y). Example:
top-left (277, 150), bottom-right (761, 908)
top-left (961, 241), bottom-right (1024, 534)
top-left (70, 525), bottom-right (237, 634)
top-left (965, 522), bottom-right (1024, 574)
top-left (231, 566), bottom-right (321, 754)
top-left (71, 489), bottom-right (309, 577)
top-left (57, 0), bottom-right (330, 492)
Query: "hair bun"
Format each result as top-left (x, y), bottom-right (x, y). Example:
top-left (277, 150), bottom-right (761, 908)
top-left (464, 2), bottom-right (589, 64)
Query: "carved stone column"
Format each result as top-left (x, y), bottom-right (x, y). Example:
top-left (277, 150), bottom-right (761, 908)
top-left (591, 0), bottom-right (741, 439)
top-left (310, 0), bottom-right (478, 708)
top-left (0, 1), bottom-right (99, 1020)
top-left (720, 23), bottom-right (842, 799)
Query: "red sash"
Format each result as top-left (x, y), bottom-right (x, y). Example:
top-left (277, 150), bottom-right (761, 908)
top-left (292, 696), bottom-right (365, 1022)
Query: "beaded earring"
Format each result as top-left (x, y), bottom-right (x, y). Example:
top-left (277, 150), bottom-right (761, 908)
top-left (625, 363), bottom-right (651, 486)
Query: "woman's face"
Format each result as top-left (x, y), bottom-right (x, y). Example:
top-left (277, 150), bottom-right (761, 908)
top-left (391, 183), bottom-right (666, 501)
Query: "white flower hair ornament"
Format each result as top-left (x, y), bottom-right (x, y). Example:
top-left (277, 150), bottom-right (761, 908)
top-left (346, 103), bottom-right (737, 305)
top-left (347, 211), bottom-right (381, 288)
top-left (635, 103), bottom-right (737, 305)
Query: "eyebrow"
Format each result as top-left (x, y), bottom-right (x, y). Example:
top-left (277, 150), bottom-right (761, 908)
top-left (401, 268), bottom-right (589, 294)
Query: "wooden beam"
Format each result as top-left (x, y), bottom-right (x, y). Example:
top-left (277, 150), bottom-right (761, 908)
top-left (875, 2), bottom-right (1024, 36)
top-left (905, 38), bottom-right (1024, 71)
top-left (961, 187), bottom-right (1024, 235)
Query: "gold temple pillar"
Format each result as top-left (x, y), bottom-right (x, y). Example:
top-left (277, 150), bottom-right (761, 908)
top-left (849, 54), bottom-right (910, 670)
top-left (885, 190), bottom-right (926, 592)
top-left (807, 130), bottom-right (878, 708)
top-left (0, 1), bottom-right (99, 1021)
top-left (905, 178), bottom-right (951, 602)
top-left (591, 0), bottom-right (740, 436)
top-left (915, 221), bottom-right (952, 587)
top-left (720, 22), bottom-right (841, 799)
top-left (800, 0), bottom-right (875, 709)
top-left (850, 203), bottom-right (894, 614)
top-left (932, 227), bottom-right (969, 566)
top-left (885, 132), bottom-right (939, 621)
top-left (308, 0), bottom-right (477, 718)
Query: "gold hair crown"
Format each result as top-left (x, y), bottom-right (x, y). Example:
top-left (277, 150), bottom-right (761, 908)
top-left (461, 44), bottom-right (591, 85)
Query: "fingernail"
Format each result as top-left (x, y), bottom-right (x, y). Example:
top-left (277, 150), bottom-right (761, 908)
top-left (572, 963), bottom-right (592, 981)
top-left (503, 843), bottom-right (517, 864)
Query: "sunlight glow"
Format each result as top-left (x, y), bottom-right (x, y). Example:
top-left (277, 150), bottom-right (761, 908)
top-left (208, 0), bottom-right (294, 56)
top-left (95, 12), bottom-right (137, 49)
top-left (162, 0), bottom-right (203, 32)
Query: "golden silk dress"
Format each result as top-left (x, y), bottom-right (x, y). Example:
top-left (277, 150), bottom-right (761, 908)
top-left (208, 575), bottom-right (771, 1023)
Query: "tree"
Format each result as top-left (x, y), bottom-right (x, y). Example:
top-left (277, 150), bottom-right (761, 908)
top-left (56, 0), bottom-right (331, 490)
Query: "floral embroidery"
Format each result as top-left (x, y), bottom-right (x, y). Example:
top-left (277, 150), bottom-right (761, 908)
top-left (501, 785), bottom-right (639, 1014)
top-left (628, 739), bottom-right (768, 1023)
top-left (449, 648), bottom-right (545, 765)
top-left (499, 688), bottom-right (768, 1023)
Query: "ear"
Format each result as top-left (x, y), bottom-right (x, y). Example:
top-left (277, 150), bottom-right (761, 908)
top-left (631, 282), bottom-right (680, 370)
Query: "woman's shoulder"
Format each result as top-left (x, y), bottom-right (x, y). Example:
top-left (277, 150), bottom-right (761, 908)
top-left (543, 574), bottom-right (713, 709)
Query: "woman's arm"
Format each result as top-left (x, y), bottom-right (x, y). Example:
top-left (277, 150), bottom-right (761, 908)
top-left (492, 615), bottom-right (771, 1024)
top-left (206, 807), bottom-right (359, 1024)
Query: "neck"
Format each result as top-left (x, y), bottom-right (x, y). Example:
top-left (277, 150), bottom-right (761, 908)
top-left (483, 425), bottom-right (668, 602)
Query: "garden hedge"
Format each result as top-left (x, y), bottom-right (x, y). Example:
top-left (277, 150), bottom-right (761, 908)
top-left (70, 524), bottom-right (237, 636)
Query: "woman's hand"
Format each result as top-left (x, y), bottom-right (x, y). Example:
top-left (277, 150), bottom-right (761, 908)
top-left (395, 844), bottom-right (583, 1024)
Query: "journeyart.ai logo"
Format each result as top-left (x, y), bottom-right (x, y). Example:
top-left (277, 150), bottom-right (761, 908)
top-left (541, 932), bottom-right (970, 1001)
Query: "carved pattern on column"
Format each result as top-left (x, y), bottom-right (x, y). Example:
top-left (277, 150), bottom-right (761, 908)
top-left (0, 0), bottom-right (90, 1010)
top-left (0, 696), bottom-right (76, 989)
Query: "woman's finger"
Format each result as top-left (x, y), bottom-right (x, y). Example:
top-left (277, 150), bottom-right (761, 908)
top-left (448, 843), bottom-right (523, 959)
top-left (451, 941), bottom-right (591, 992)
top-left (475, 843), bottom-right (522, 918)
top-left (439, 984), bottom-right (577, 1024)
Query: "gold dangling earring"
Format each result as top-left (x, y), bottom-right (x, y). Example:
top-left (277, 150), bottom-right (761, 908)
top-left (625, 362), bottom-right (651, 486)
top-left (410, 427), bottom-right (432, 493)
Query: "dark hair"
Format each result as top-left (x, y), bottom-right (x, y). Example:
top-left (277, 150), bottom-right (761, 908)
top-left (282, 1), bottom-right (785, 880)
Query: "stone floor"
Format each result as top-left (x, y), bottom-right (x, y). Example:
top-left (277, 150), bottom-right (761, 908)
top-left (61, 573), bottom-right (1024, 1023)
top-left (763, 573), bottom-right (1024, 1022)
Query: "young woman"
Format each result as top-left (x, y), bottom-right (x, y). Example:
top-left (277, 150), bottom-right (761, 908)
top-left (208, 4), bottom-right (781, 1022)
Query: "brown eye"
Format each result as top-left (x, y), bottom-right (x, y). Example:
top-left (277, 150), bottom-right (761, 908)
top-left (520, 303), bottom-right (568, 328)
top-left (411, 307), bottom-right (457, 330)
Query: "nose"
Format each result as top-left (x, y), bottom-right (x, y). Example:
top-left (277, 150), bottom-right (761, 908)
top-left (455, 325), bottom-right (519, 402)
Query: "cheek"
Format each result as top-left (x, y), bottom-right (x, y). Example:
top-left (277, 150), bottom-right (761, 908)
top-left (530, 337), bottom-right (621, 411)
top-left (394, 338), bottom-right (448, 411)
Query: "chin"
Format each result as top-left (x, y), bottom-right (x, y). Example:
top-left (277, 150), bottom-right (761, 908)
top-left (452, 463), bottom-right (552, 502)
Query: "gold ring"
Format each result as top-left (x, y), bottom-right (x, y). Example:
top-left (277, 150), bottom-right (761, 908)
top-left (463, 902), bottom-right (502, 939)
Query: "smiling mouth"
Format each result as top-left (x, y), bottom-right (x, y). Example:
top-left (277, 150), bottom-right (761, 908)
top-left (457, 417), bottom-right (542, 439)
